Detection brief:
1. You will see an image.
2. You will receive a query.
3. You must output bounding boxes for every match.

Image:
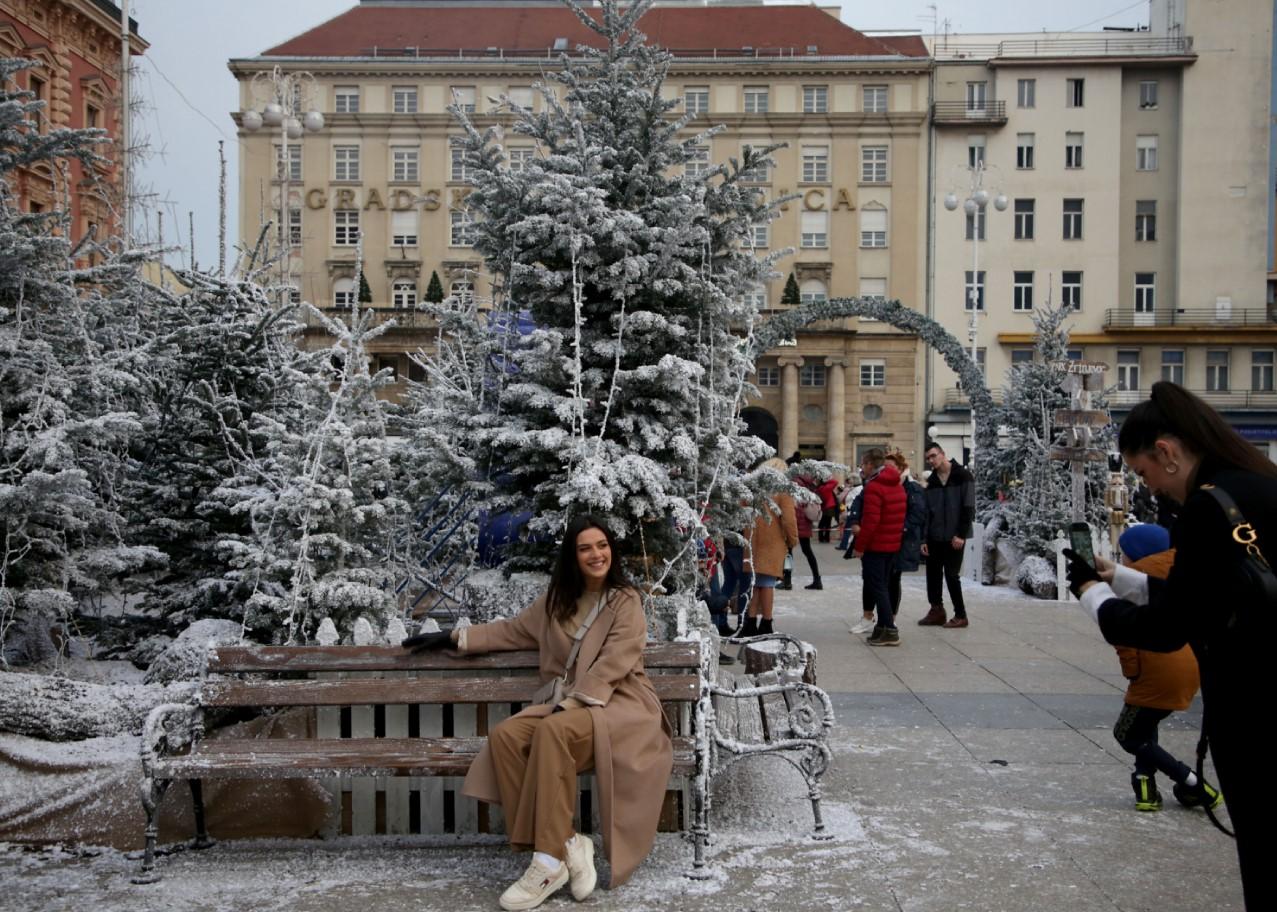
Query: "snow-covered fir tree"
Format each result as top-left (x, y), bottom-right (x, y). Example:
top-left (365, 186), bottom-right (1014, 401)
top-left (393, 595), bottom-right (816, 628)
top-left (213, 255), bottom-right (407, 643)
top-left (414, 0), bottom-right (785, 597)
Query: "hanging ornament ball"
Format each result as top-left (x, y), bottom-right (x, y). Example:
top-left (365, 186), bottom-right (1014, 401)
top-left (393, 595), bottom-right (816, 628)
top-left (973, 188), bottom-right (990, 207)
top-left (943, 192), bottom-right (959, 211)
top-left (303, 110), bottom-right (325, 132)
top-left (241, 109), bottom-right (263, 131)
top-left (993, 194), bottom-right (1009, 211)
top-left (285, 117), bottom-right (303, 140)
top-left (963, 198), bottom-right (977, 216)
top-left (262, 102), bottom-right (284, 126)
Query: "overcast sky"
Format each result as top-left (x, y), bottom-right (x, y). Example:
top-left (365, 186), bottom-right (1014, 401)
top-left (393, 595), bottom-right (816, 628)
top-left (132, 0), bottom-right (1152, 269)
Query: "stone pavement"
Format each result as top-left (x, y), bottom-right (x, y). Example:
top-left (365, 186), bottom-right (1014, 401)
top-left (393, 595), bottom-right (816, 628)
top-left (0, 545), bottom-right (1245, 911)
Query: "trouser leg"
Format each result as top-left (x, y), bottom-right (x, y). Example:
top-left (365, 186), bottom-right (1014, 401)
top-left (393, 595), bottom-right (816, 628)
top-left (799, 537), bottom-right (820, 579)
top-left (943, 543), bottom-right (967, 618)
top-left (1113, 705), bottom-right (1186, 780)
top-left (487, 713), bottom-right (540, 849)
top-left (925, 543), bottom-right (945, 607)
top-left (863, 553), bottom-right (894, 628)
top-left (526, 709), bottom-right (595, 860)
top-left (888, 567), bottom-right (902, 614)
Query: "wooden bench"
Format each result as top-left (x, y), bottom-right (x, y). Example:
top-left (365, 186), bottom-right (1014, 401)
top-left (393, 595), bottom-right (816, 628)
top-left (135, 635), bottom-right (833, 883)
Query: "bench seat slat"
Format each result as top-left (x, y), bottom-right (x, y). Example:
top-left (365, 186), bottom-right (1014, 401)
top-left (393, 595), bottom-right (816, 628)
top-left (201, 675), bottom-right (698, 707)
top-left (208, 643), bottom-right (701, 674)
top-left (154, 736), bottom-right (697, 779)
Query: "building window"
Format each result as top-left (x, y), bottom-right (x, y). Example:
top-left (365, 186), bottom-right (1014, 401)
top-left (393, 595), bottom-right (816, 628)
top-left (1067, 348), bottom-right (1085, 362)
top-left (964, 270), bottom-right (985, 311)
top-left (275, 144), bottom-right (302, 181)
top-left (392, 147), bottom-right (419, 182)
top-left (1135, 272), bottom-right (1156, 316)
top-left (372, 355), bottom-right (400, 380)
top-left (862, 84), bottom-right (888, 113)
top-left (860, 360), bottom-right (886, 387)
top-left (967, 134), bottom-right (986, 169)
top-left (859, 277), bottom-right (887, 300)
top-left (1065, 132), bottom-right (1084, 169)
top-left (334, 146), bottom-right (360, 181)
top-left (1067, 78), bottom-right (1085, 108)
top-left (803, 85), bottom-right (829, 113)
top-left (1136, 200), bottom-right (1157, 241)
top-left (799, 363), bottom-right (826, 387)
top-left (1016, 133), bottom-right (1035, 169)
top-left (285, 208), bottom-right (301, 247)
top-left (391, 209), bottom-right (418, 247)
top-left (450, 146), bottom-right (471, 182)
top-left (1011, 348), bottom-right (1034, 366)
top-left (860, 208), bottom-right (887, 248)
top-left (1161, 349), bottom-right (1184, 385)
top-left (1013, 271), bottom-right (1034, 311)
top-left (799, 279), bottom-right (827, 306)
top-left (1136, 135), bottom-right (1159, 171)
top-left (392, 86), bottom-right (418, 114)
top-left (966, 81), bottom-right (988, 112)
top-left (745, 222), bottom-right (769, 248)
top-left (744, 86), bottom-right (769, 113)
top-left (1206, 350), bottom-right (1230, 392)
top-left (1252, 350), bottom-right (1275, 391)
top-left (450, 209), bottom-right (475, 246)
top-left (1139, 80), bottom-right (1159, 109)
top-left (451, 86), bottom-right (477, 113)
top-left (333, 277), bottom-right (355, 307)
top-left (965, 207), bottom-right (985, 241)
top-left (1117, 350), bottom-right (1140, 392)
top-left (861, 145), bottom-right (888, 183)
top-left (508, 147), bottom-right (535, 173)
top-left (740, 144), bottom-right (770, 183)
top-left (800, 210), bottom-right (828, 248)
top-left (86, 102), bottom-right (101, 129)
top-left (686, 144), bottom-right (710, 178)
top-left (743, 285), bottom-right (767, 308)
top-left (334, 86), bottom-right (360, 113)
top-left (451, 280), bottom-right (475, 302)
top-left (757, 366), bottom-right (779, 386)
top-left (1062, 271), bottom-right (1083, 310)
top-left (1014, 198), bottom-right (1035, 240)
top-left (1017, 78), bottom-right (1036, 108)
top-left (1063, 198), bottom-right (1084, 240)
top-left (334, 209), bottom-right (359, 246)
top-left (392, 280), bottom-right (417, 308)
top-left (508, 86), bottom-right (534, 109)
top-left (801, 145), bottom-right (829, 183)
top-left (684, 86), bottom-right (709, 114)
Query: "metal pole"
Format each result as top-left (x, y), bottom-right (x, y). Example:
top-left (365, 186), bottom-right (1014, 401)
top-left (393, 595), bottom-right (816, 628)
top-left (279, 69), bottom-right (290, 303)
top-left (968, 166), bottom-right (981, 468)
top-left (120, 0), bottom-right (130, 245)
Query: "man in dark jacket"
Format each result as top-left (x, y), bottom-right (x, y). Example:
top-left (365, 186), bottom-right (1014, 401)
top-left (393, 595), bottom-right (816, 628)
top-left (918, 442), bottom-right (975, 628)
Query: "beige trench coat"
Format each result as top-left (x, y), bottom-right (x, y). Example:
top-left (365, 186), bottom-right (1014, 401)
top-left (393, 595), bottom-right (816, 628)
top-left (744, 492), bottom-right (798, 577)
top-left (460, 586), bottom-right (673, 888)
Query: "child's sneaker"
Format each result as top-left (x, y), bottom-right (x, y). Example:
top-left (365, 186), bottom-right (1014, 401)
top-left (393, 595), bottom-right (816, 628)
top-left (1173, 779), bottom-right (1223, 810)
top-left (1132, 773), bottom-right (1163, 811)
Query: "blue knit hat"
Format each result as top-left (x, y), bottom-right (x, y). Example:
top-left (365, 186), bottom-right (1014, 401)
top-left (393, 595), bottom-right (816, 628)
top-left (1118, 524), bottom-right (1170, 563)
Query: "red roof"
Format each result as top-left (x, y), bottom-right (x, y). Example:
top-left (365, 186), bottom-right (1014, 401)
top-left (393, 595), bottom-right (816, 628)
top-left (261, 3), bottom-right (928, 58)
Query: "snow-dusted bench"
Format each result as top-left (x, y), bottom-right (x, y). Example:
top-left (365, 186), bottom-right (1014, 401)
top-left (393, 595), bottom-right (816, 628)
top-left (135, 636), bottom-right (833, 882)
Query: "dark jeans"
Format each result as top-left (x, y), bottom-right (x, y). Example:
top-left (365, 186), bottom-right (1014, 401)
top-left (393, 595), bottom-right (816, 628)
top-left (888, 567), bottom-right (903, 615)
top-left (862, 552), bottom-right (896, 629)
top-left (1112, 704), bottom-right (1192, 782)
top-left (925, 539), bottom-right (967, 618)
top-left (798, 536), bottom-right (820, 580)
top-left (817, 508), bottom-right (836, 543)
top-left (719, 546), bottom-right (751, 617)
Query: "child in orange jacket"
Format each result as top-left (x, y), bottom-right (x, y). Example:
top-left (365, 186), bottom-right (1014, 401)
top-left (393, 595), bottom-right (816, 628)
top-left (1112, 524), bottom-right (1222, 812)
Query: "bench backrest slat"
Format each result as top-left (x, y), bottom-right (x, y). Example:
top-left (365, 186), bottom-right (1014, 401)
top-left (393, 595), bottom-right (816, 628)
top-left (201, 674), bottom-right (699, 707)
top-left (207, 642), bottom-right (701, 674)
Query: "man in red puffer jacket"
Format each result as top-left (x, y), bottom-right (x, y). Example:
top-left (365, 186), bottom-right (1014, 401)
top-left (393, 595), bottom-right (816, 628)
top-left (853, 448), bottom-right (907, 646)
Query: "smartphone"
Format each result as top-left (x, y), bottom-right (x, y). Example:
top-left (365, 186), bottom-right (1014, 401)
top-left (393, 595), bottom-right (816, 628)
top-left (1069, 522), bottom-right (1095, 567)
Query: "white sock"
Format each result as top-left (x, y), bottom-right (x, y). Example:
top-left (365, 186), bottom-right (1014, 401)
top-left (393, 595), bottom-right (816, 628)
top-left (533, 851), bottom-right (562, 871)
top-left (1184, 772), bottom-right (1199, 787)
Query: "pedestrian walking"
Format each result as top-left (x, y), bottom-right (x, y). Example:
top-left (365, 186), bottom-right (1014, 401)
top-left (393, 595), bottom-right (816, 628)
top-left (741, 458), bottom-right (799, 637)
top-left (854, 449), bottom-right (906, 646)
top-left (816, 476), bottom-right (839, 543)
top-left (794, 473), bottom-right (823, 590)
top-left (917, 441), bottom-right (975, 629)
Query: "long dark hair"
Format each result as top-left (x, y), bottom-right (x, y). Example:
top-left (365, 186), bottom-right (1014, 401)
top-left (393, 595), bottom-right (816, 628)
top-left (545, 515), bottom-right (631, 623)
top-left (1118, 381), bottom-right (1277, 480)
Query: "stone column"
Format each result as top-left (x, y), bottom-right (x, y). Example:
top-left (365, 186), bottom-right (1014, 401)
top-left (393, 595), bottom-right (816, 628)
top-left (777, 355), bottom-right (805, 459)
top-left (825, 357), bottom-right (849, 471)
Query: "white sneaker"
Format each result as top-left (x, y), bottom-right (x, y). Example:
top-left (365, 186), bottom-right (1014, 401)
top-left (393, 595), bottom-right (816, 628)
top-left (565, 833), bottom-right (597, 901)
top-left (499, 857), bottom-right (569, 911)
top-left (849, 618), bottom-right (875, 634)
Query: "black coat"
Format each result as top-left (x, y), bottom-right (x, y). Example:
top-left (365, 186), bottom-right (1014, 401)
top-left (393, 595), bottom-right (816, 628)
top-left (897, 479), bottom-right (927, 572)
top-left (923, 460), bottom-right (975, 542)
top-left (1096, 459), bottom-right (1277, 910)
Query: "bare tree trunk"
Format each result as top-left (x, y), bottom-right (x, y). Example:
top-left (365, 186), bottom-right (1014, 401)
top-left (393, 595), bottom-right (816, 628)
top-left (0, 671), bottom-right (196, 741)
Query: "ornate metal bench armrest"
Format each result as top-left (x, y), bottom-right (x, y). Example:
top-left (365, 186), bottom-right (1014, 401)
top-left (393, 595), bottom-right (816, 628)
top-left (140, 703), bottom-right (204, 775)
top-left (706, 680), bottom-right (835, 741)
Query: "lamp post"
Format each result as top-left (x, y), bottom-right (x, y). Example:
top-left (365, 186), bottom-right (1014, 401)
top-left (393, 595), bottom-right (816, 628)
top-left (240, 67), bottom-right (324, 302)
top-left (943, 160), bottom-right (1007, 467)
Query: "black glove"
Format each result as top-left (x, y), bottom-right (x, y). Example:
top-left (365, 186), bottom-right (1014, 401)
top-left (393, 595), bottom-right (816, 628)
top-left (401, 631), bottom-right (453, 652)
top-left (1062, 548), bottom-right (1101, 597)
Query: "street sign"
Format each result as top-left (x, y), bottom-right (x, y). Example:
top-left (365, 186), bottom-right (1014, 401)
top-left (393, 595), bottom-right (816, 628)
top-left (1053, 409), bottom-right (1111, 428)
top-left (1049, 446), bottom-right (1109, 462)
top-left (1050, 360), bottom-right (1109, 375)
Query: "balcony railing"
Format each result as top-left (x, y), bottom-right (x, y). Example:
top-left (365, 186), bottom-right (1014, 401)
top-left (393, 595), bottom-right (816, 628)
top-left (1102, 307), bottom-right (1276, 330)
top-left (1109, 388), bottom-right (1277, 409)
top-left (306, 306), bottom-right (438, 331)
top-left (932, 35), bottom-right (1194, 61)
top-left (931, 100), bottom-right (1007, 125)
top-left (944, 387), bottom-right (1004, 408)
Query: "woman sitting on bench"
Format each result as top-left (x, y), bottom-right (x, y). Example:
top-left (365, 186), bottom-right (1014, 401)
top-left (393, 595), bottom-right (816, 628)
top-left (406, 514), bottom-right (673, 911)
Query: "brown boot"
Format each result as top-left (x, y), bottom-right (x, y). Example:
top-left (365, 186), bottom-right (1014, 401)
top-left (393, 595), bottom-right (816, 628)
top-left (918, 605), bottom-right (947, 626)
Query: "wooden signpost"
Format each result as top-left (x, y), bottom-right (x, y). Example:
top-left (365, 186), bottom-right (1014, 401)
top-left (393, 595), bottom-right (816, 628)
top-left (1048, 361), bottom-right (1111, 523)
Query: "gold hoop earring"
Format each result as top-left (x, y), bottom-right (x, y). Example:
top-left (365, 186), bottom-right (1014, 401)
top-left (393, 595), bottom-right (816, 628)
top-left (1166, 463), bottom-right (1179, 475)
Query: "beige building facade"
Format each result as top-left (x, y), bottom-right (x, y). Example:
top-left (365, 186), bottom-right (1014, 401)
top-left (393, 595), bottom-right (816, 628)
top-left (230, 0), bottom-right (933, 471)
top-left (925, 0), bottom-right (1277, 465)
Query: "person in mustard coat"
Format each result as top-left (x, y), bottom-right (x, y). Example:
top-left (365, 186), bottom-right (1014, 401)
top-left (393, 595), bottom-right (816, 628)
top-left (740, 457), bottom-right (799, 637)
top-left (420, 515), bottom-right (673, 911)
top-left (1110, 524), bottom-right (1221, 812)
